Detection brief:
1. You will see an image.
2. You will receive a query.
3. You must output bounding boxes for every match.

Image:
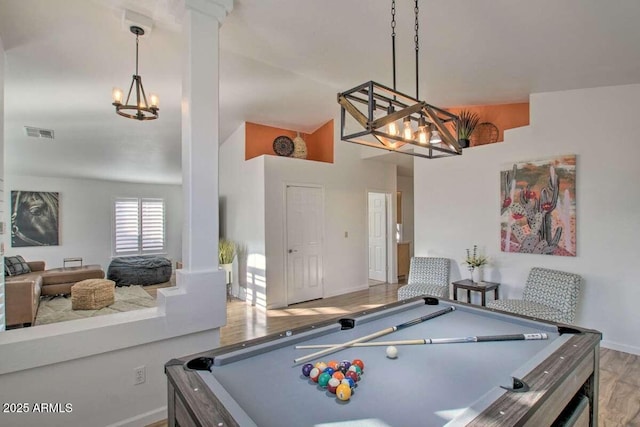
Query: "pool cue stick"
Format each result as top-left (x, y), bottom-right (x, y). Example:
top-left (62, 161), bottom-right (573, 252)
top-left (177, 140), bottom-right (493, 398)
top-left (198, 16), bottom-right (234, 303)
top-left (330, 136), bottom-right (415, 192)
top-left (294, 333), bottom-right (548, 349)
top-left (293, 306), bottom-right (455, 364)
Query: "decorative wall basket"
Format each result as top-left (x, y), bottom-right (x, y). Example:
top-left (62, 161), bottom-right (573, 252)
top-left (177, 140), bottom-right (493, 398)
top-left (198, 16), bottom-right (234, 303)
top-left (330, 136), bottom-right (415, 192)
top-left (273, 135), bottom-right (295, 156)
top-left (292, 132), bottom-right (307, 159)
top-left (470, 122), bottom-right (499, 146)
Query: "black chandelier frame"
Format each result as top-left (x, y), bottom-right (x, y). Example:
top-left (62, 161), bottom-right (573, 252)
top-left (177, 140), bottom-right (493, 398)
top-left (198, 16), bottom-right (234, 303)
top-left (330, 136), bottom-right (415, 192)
top-left (337, 0), bottom-right (462, 159)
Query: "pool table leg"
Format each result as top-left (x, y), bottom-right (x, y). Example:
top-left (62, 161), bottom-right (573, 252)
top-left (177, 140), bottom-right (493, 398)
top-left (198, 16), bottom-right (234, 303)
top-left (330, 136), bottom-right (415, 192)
top-left (167, 381), bottom-right (176, 427)
top-left (589, 347), bottom-right (600, 426)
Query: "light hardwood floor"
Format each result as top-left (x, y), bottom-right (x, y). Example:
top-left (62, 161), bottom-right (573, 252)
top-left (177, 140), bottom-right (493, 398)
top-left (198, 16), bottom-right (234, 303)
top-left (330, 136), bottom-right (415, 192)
top-left (148, 283), bottom-right (640, 427)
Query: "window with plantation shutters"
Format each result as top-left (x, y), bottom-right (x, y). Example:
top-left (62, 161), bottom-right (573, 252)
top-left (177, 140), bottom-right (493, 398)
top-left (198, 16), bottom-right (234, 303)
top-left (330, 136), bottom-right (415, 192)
top-left (114, 198), bottom-right (165, 255)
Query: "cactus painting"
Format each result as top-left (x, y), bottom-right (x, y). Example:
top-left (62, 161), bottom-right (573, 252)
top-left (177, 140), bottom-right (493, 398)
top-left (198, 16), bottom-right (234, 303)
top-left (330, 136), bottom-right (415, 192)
top-left (500, 155), bottom-right (576, 256)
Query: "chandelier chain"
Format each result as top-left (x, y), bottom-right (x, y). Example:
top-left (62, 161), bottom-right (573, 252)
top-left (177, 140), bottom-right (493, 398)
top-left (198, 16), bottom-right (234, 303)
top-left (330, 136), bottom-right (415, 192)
top-left (391, 0), bottom-right (396, 35)
top-left (414, 0), bottom-right (419, 99)
top-left (391, 0), bottom-right (397, 91)
top-left (414, 0), bottom-right (419, 51)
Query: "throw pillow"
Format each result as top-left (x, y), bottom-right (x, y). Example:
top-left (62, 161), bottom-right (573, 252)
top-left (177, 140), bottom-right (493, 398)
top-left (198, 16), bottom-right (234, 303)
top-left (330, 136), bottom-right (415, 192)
top-left (5, 255), bottom-right (31, 276)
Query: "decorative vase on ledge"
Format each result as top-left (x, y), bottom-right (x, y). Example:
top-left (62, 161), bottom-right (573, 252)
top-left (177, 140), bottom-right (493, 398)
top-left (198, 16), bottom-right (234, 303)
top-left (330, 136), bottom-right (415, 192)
top-left (292, 132), bottom-right (307, 159)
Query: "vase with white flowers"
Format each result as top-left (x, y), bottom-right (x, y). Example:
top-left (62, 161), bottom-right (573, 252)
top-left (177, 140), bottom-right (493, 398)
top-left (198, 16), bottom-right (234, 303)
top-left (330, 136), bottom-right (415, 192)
top-left (464, 245), bottom-right (489, 283)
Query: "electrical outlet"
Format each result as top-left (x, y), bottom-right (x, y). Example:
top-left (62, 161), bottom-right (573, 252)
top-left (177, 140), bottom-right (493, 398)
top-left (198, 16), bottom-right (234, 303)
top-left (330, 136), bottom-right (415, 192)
top-left (134, 366), bottom-right (146, 385)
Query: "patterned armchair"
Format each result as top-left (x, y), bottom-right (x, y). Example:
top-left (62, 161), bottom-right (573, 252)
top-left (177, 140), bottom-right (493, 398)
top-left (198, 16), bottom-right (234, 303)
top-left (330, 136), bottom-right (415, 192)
top-left (397, 257), bottom-right (450, 300)
top-left (486, 267), bottom-right (582, 324)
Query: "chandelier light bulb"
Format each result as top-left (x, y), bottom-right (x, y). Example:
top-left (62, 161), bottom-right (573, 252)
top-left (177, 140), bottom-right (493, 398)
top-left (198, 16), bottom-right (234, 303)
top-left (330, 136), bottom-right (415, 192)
top-left (387, 105), bottom-right (399, 136)
top-left (417, 116), bottom-right (428, 144)
top-left (430, 130), bottom-right (442, 145)
top-left (418, 129), bottom-right (428, 144)
top-left (403, 117), bottom-right (413, 140)
top-left (112, 87), bottom-right (123, 105)
top-left (149, 94), bottom-right (159, 109)
top-left (389, 121), bottom-right (399, 136)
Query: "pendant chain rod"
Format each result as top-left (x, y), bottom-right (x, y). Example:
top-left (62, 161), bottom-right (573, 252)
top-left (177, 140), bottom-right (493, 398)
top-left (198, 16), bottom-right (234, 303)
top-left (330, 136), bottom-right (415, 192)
top-left (414, 0), bottom-right (419, 100)
top-left (135, 34), bottom-right (139, 76)
top-left (391, 0), bottom-right (396, 92)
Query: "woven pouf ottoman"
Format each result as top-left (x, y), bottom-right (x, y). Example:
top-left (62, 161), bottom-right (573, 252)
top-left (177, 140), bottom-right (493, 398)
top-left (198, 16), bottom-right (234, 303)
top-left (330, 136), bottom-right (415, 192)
top-left (71, 279), bottom-right (116, 310)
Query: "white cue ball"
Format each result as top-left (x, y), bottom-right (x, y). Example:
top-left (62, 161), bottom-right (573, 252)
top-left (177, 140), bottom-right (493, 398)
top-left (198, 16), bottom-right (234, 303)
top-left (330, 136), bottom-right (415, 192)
top-left (386, 345), bottom-right (398, 359)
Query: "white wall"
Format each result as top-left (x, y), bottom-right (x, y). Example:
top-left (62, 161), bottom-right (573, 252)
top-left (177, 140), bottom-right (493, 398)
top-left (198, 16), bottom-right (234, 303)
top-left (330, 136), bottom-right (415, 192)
top-left (4, 175), bottom-right (182, 271)
top-left (264, 122), bottom-right (397, 308)
top-left (219, 123), bottom-right (266, 304)
top-left (414, 84), bottom-right (640, 354)
top-left (397, 175), bottom-right (414, 255)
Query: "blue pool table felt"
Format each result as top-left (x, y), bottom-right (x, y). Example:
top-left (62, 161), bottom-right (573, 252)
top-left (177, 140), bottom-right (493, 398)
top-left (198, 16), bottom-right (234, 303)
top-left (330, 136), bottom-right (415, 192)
top-left (196, 300), bottom-right (565, 427)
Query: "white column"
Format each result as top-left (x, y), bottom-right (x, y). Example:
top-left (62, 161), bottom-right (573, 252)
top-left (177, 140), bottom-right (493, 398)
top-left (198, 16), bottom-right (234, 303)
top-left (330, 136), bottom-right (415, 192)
top-left (182, 0), bottom-right (233, 270)
top-left (0, 35), bottom-right (5, 331)
top-left (163, 0), bottom-right (233, 329)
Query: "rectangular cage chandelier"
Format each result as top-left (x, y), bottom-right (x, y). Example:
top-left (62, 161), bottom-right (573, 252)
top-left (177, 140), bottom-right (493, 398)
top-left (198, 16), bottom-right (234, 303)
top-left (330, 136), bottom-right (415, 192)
top-left (338, 81), bottom-right (461, 158)
top-left (337, 0), bottom-right (462, 159)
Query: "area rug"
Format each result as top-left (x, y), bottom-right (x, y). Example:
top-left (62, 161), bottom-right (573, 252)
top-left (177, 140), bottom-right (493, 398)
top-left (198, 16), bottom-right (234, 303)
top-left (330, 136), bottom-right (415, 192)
top-left (35, 285), bottom-right (156, 326)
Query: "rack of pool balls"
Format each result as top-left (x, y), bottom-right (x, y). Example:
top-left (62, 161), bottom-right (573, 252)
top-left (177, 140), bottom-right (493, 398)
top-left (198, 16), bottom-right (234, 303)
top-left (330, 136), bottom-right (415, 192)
top-left (301, 359), bottom-right (364, 401)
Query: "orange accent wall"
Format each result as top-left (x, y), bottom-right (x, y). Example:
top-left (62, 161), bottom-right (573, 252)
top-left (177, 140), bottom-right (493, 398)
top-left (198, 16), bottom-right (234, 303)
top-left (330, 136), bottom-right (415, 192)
top-left (245, 120), bottom-right (334, 163)
top-left (305, 120), bottom-right (334, 163)
top-left (446, 103), bottom-right (529, 145)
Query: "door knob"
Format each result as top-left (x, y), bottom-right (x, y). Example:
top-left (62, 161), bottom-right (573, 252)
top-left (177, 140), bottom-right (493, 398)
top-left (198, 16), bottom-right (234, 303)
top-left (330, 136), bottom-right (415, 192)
top-left (288, 249), bottom-right (298, 253)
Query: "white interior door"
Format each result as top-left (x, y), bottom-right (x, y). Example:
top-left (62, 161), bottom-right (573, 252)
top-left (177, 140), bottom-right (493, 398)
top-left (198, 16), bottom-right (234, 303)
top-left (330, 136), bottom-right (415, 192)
top-left (286, 185), bottom-right (324, 305)
top-left (368, 192), bottom-right (387, 282)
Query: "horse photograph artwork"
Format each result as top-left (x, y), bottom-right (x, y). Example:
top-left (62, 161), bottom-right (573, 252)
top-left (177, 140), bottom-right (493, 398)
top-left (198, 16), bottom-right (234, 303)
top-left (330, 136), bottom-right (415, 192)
top-left (11, 191), bottom-right (60, 247)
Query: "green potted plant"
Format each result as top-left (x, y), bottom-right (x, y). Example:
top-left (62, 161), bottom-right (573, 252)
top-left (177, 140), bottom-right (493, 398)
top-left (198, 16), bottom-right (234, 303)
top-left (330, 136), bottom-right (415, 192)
top-left (455, 110), bottom-right (480, 149)
top-left (219, 239), bottom-right (236, 297)
top-left (219, 239), bottom-right (236, 265)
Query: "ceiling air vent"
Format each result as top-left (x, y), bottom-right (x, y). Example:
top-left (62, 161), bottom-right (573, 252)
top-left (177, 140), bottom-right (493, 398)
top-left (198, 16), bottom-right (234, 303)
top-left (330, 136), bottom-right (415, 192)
top-left (25, 126), bottom-right (55, 139)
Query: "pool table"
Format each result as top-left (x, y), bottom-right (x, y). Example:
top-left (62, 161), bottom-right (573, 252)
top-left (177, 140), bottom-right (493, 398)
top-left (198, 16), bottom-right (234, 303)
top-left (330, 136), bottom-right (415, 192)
top-left (165, 297), bottom-right (600, 427)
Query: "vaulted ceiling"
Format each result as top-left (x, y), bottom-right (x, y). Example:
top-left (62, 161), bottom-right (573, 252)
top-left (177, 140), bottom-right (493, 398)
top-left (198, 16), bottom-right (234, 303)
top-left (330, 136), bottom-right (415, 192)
top-left (2, 0), bottom-right (640, 184)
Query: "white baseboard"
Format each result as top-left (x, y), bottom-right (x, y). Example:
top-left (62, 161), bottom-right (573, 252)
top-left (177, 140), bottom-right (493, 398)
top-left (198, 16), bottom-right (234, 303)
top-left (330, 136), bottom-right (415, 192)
top-left (601, 339), bottom-right (640, 356)
top-left (106, 406), bottom-right (166, 427)
top-left (265, 284), bottom-right (371, 309)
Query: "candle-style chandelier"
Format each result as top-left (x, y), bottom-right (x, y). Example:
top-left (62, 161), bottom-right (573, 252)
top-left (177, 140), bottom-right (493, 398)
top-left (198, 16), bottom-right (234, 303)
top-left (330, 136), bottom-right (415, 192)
top-left (112, 26), bottom-right (159, 121)
top-left (338, 0), bottom-right (461, 158)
